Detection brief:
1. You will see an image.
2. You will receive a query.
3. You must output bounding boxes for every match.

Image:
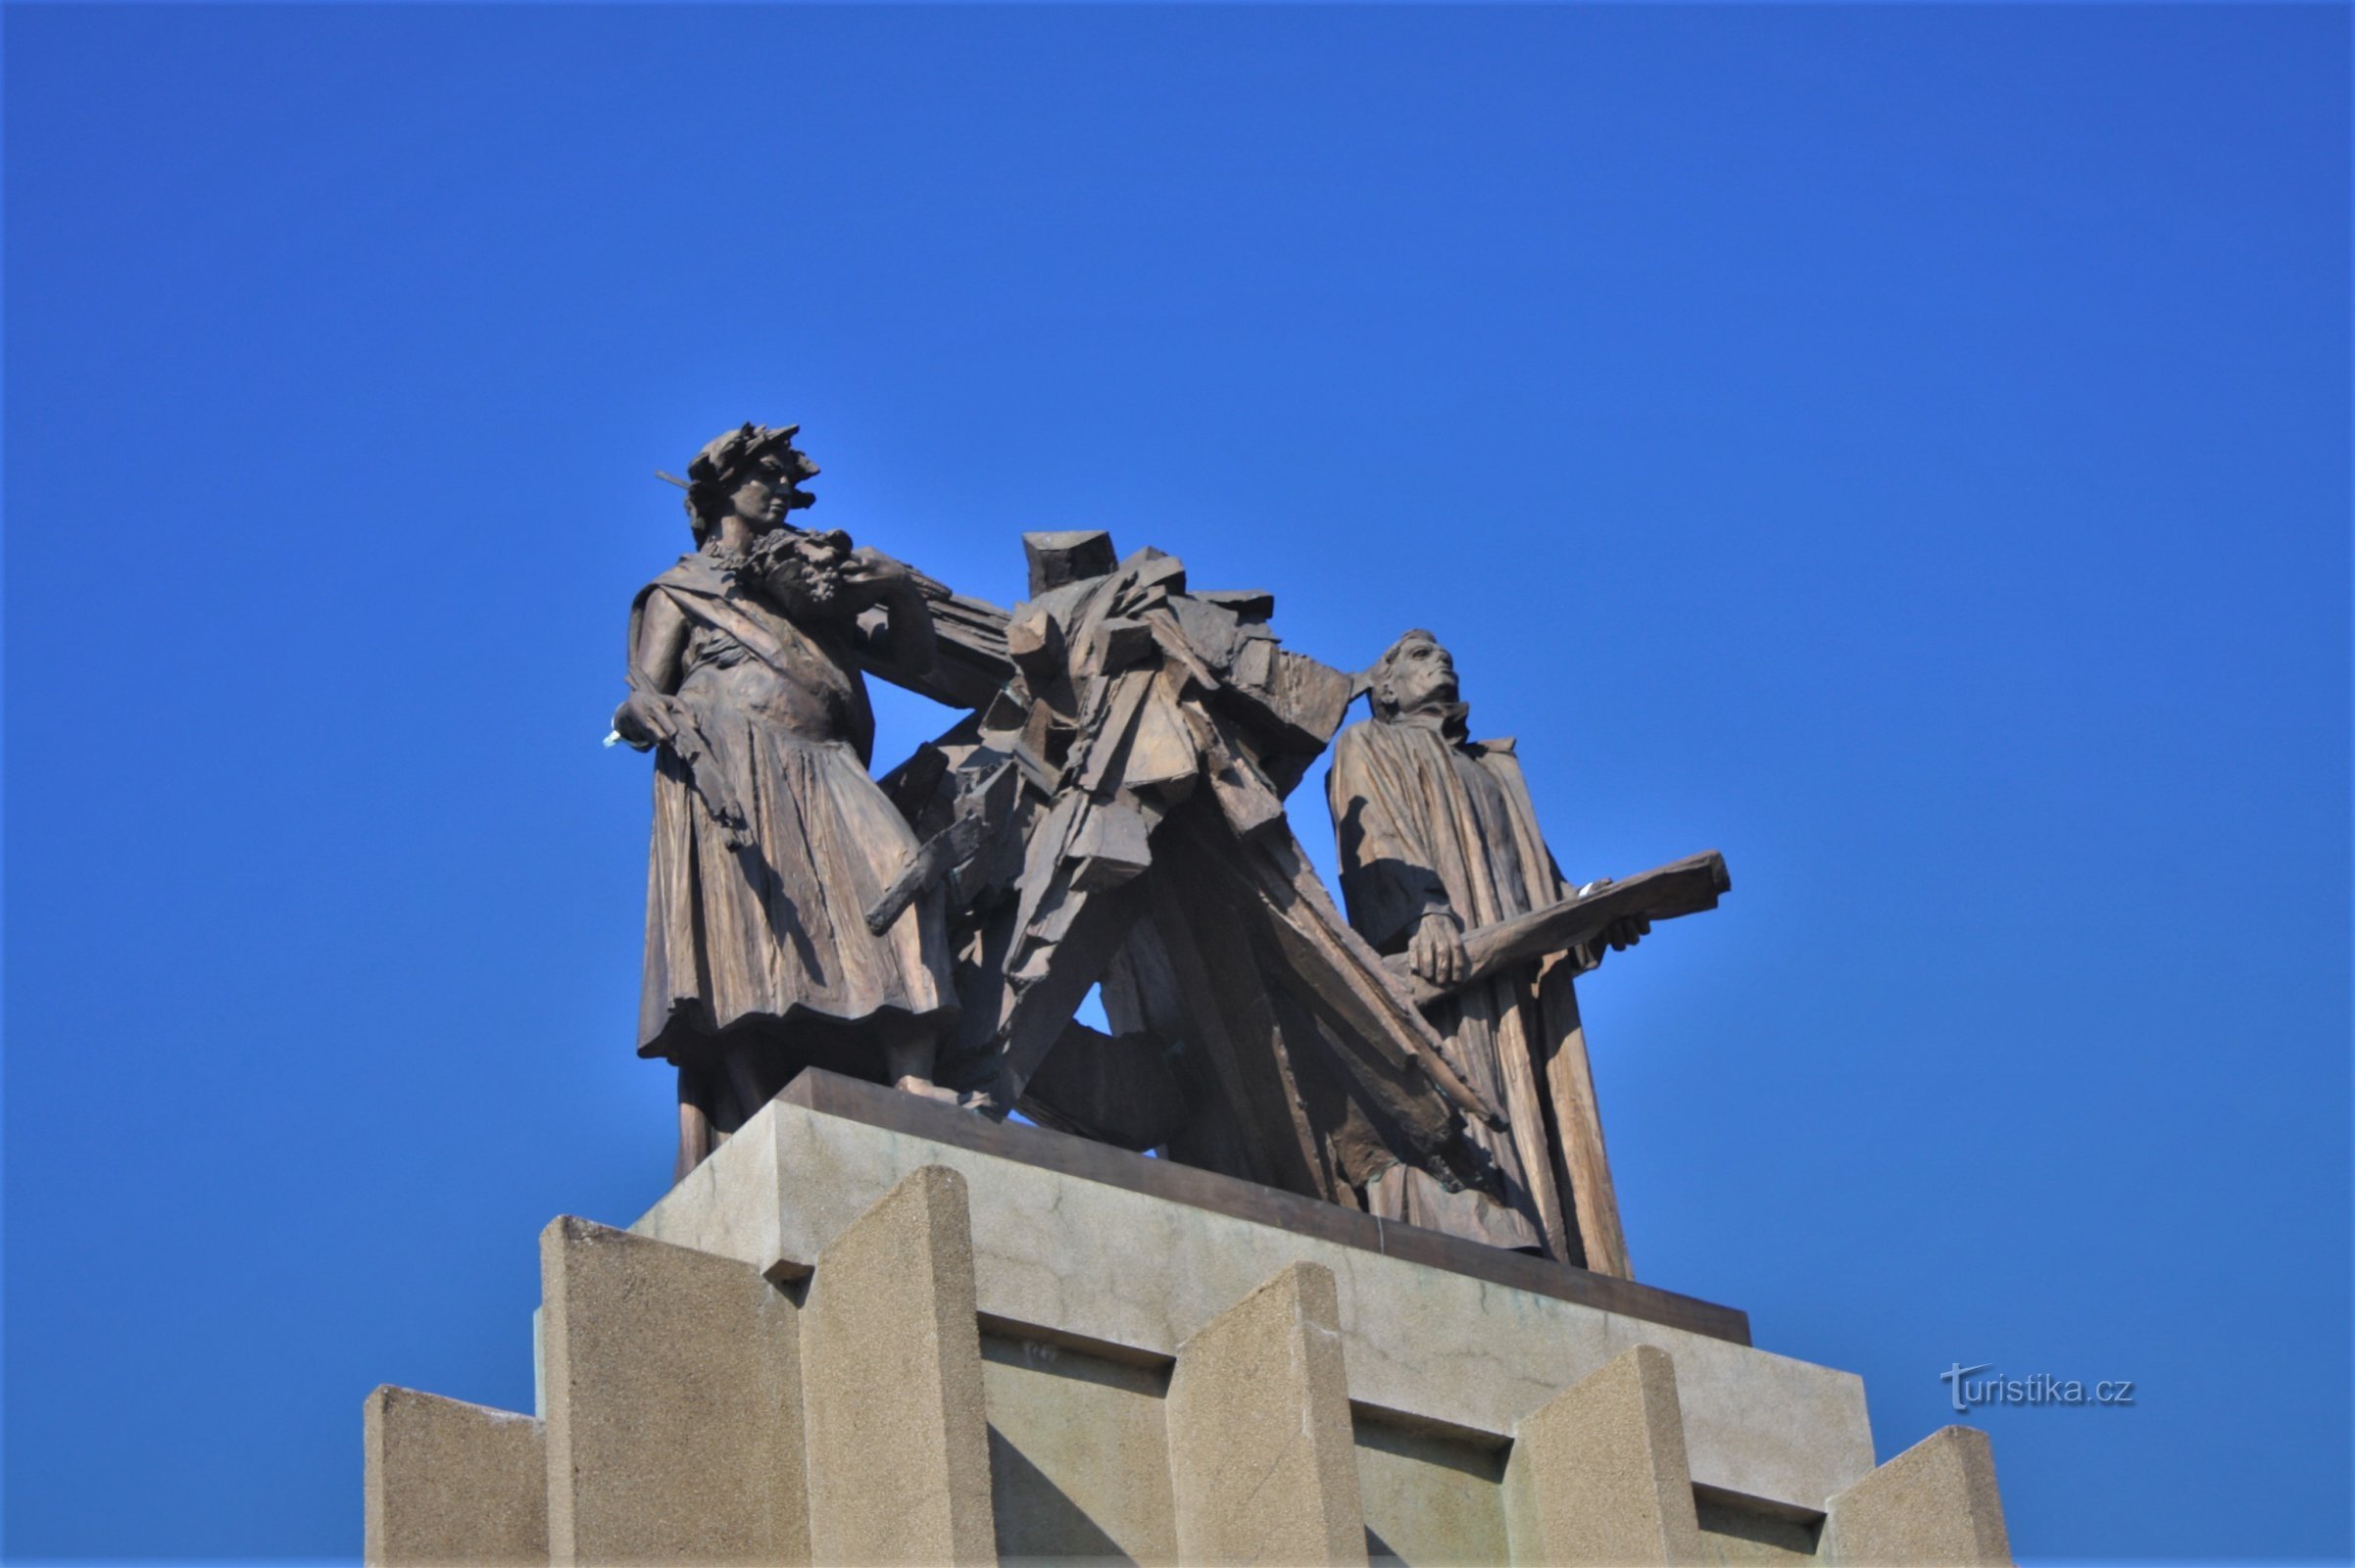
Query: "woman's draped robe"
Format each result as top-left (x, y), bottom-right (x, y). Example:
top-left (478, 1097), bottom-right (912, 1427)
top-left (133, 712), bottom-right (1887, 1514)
top-left (630, 553), bottom-right (955, 1084)
top-left (1326, 712), bottom-right (1630, 1273)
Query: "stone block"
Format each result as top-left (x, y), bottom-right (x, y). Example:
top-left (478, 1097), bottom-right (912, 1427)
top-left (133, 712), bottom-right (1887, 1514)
top-left (363, 1385), bottom-right (546, 1567)
top-left (1353, 1418), bottom-right (1507, 1566)
top-left (801, 1164), bottom-right (997, 1566)
top-left (633, 1085), bottom-right (1875, 1510)
top-left (980, 1332), bottom-right (1177, 1563)
top-left (1164, 1262), bottom-right (1368, 1566)
top-left (1594, 1311), bottom-right (1863, 1514)
top-left (1823, 1426), bottom-right (2012, 1566)
top-left (1502, 1344), bottom-right (1703, 1565)
top-left (1692, 1487), bottom-right (1824, 1563)
top-left (539, 1216), bottom-right (807, 1565)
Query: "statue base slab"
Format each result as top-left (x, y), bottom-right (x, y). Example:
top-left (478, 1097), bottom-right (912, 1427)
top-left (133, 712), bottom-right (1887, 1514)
top-left (636, 1070), bottom-right (1861, 1513)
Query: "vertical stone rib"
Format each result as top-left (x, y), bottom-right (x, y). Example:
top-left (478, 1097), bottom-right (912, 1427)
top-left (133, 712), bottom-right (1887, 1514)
top-left (540, 1216), bottom-right (808, 1564)
top-left (1164, 1260), bottom-right (1369, 1566)
top-left (363, 1385), bottom-right (546, 1567)
top-left (1823, 1426), bottom-right (2012, 1565)
top-left (800, 1163), bottom-right (998, 1565)
top-left (1502, 1343), bottom-right (1701, 1565)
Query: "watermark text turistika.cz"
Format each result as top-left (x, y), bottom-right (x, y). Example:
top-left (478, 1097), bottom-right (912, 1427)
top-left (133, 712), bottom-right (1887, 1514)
top-left (1940, 1363), bottom-right (2135, 1412)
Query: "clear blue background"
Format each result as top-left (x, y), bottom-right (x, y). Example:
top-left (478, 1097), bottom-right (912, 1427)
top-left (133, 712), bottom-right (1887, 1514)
top-left (5, 4), bottom-right (2347, 1561)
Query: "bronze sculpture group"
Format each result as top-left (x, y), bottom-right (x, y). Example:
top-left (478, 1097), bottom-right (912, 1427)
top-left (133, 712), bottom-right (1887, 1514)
top-left (614, 423), bottom-right (1729, 1278)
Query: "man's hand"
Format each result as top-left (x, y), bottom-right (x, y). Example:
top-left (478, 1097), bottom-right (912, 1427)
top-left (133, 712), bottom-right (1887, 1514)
top-left (1601, 914), bottom-right (1650, 952)
top-left (841, 546), bottom-right (916, 604)
top-left (1580, 912), bottom-right (1650, 970)
top-left (1407, 909), bottom-right (1469, 988)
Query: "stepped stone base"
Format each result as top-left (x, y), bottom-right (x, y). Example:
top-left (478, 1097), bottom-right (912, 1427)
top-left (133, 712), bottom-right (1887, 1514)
top-left (367, 1070), bottom-right (2012, 1565)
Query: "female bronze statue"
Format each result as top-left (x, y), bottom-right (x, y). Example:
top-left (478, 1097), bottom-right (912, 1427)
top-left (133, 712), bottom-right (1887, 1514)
top-left (613, 423), bottom-right (957, 1176)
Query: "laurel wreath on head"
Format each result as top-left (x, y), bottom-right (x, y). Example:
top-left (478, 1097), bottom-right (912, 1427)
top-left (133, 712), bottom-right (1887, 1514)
top-left (676, 422), bottom-right (821, 542)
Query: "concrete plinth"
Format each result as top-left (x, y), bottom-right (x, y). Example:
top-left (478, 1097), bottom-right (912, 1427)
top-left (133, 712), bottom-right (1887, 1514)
top-left (370, 1070), bottom-right (2011, 1563)
top-left (638, 1070), bottom-right (1872, 1513)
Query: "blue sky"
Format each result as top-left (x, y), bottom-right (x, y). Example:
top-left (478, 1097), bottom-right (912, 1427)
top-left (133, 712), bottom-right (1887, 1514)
top-left (4, 4), bottom-right (2347, 1561)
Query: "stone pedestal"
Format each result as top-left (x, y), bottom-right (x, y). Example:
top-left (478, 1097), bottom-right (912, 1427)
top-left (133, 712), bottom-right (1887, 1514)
top-left (366, 1070), bottom-right (2012, 1565)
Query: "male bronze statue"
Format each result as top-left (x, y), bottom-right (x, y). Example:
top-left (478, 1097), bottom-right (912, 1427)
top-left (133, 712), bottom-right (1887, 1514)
top-left (1328, 630), bottom-right (1651, 1274)
top-left (613, 423), bottom-right (960, 1178)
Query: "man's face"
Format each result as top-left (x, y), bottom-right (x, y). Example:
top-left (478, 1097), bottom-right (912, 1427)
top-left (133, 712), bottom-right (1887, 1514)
top-left (752, 525), bottom-right (853, 616)
top-left (1387, 637), bottom-right (1458, 713)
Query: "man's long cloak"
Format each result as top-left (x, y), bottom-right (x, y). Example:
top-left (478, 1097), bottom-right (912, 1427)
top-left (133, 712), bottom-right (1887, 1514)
top-left (1327, 713), bottom-right (1630, 1274)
